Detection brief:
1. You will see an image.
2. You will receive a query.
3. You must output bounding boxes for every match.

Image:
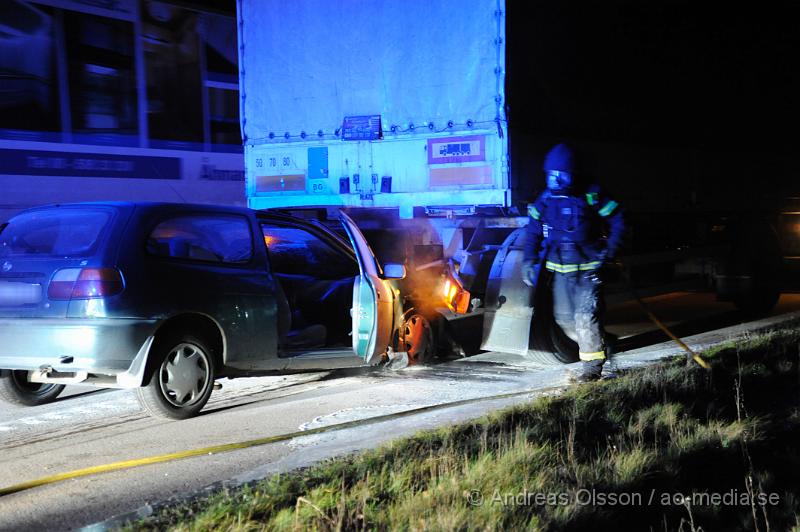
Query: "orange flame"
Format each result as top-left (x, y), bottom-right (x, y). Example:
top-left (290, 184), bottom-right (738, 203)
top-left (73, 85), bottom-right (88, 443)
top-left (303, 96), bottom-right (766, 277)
top-left (442, 271), bottom-right (469, 314)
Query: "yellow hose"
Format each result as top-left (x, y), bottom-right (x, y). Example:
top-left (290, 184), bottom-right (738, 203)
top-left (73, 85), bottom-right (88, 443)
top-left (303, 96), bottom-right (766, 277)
top-left (619, 265), bottom-right (711, 370)
top-left (0, 385), bottom-right (565, 497)
top-left (633, 297), bottom-right (711, 369)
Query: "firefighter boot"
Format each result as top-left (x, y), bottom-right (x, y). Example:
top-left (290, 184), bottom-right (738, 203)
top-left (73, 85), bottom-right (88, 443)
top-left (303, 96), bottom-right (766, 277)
top-left (573, 358), bottom-right (604, 383)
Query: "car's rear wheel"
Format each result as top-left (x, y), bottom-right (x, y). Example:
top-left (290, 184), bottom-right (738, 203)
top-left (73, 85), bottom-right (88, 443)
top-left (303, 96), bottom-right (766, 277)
top-left (0, 370), bottom-right (66, 406)
top-left (136, 334), bottom-right (216, 420)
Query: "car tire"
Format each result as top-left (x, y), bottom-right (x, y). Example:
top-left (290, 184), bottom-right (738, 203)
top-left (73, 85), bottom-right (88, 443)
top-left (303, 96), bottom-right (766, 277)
top-left (399, 314), bottom-right (435, 365)
top-left (135, 333), bottom-right (216, 420)
top-left (0, 370), bottom-right (66, 406)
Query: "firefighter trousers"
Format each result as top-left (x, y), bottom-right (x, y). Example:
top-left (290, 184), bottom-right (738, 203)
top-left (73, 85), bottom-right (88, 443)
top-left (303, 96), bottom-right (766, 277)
top-left (551, 270), bottom-right (606, 362)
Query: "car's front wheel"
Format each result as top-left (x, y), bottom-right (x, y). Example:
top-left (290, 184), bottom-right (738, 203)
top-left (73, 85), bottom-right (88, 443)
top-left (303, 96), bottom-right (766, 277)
top-left (135, 333), bottom-right (216, 420)
top-left (0, 370), bottom-right (66, 406)
top-left (401, 314), bottom-right (435, 365)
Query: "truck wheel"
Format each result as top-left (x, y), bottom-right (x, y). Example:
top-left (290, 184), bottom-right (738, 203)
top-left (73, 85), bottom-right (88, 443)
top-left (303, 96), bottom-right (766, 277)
top-left (527, 273), bottom-right (579, 365)
top-left (399, 314), bottom-right (435, 365)
top-left (528, 317), bottom-right (580, 364)
top-left (135, 333), bottom-right (216, 420)
top-left (0, 370), bottom-right (66, 406)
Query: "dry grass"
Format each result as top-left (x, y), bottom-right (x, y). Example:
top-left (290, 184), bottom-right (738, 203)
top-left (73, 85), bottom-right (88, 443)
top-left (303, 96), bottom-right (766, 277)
top-left (126, 330), bottom-right (800, 532)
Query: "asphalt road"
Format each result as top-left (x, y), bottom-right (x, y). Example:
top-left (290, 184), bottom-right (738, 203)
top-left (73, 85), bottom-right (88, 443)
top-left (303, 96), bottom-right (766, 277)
top-left (606, 292), bottom-right (800, 347)
top-left (1, 292), bottom-right (799, 531)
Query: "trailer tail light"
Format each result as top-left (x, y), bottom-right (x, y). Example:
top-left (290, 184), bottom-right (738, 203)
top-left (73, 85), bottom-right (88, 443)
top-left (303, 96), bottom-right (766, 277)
top-left (48, 268), bottom-right (124, 300)
top-left (442, 270), bottom-right (470, 314)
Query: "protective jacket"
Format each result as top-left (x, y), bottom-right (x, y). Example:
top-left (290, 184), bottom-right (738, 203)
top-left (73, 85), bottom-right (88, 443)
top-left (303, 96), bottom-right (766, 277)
top-left (523, 184), bottom-right (625, 273)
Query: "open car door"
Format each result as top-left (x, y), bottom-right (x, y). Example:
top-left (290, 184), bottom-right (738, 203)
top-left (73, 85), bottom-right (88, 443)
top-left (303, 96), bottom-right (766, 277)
top-left (339, 212), bottom-right (394, 365)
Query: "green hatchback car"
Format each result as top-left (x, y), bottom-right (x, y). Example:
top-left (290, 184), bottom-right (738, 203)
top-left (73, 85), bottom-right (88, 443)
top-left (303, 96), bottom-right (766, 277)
top-left (0, 202), bottom-right (430, 419)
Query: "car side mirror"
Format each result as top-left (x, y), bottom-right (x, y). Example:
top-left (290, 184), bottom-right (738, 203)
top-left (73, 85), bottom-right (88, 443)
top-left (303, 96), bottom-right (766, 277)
top-left (382, 263), bottom-right (406, 280)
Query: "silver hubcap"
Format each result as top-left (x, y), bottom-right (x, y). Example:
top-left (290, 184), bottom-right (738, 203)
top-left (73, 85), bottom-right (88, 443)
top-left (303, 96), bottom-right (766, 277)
top-left (158, 343), bottom-right (211, 407)
top-left (402, 315), bottom-right (431, 363)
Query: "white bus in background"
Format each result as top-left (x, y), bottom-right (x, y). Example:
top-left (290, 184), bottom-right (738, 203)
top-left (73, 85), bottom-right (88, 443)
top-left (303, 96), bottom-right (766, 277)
top-left (0, 0), bottom-right (244, 221)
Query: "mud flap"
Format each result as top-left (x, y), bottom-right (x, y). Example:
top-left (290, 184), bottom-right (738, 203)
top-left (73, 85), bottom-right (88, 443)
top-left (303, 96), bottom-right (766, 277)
top-left (480, 229), bottom-right (535, 355)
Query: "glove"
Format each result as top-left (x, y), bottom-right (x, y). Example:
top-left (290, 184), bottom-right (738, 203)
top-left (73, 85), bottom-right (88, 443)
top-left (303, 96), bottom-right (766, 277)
top-left (521, 260), bottom-right (539, 287)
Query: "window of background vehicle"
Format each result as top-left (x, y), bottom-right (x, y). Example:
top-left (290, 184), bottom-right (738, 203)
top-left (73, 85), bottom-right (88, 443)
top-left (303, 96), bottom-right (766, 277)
top-left (0, 1), bottom-right (60, 134)
top-left (0, 208), bottom-right (111, 258)
top-left (147, 215), bottom-right (253, 264)
top-left (261, 225), bottom-right (357, 279)
top-left (142, 2), bottom-right (203, 146)
top-left (200, 12), bottom-right (241, 147)
top-left (64, 11), bottom-right (138, 139)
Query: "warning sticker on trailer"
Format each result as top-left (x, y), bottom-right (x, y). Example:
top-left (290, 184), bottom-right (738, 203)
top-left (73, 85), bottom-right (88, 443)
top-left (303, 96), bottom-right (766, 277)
top-left (427, 135), bottom-right (485, 165)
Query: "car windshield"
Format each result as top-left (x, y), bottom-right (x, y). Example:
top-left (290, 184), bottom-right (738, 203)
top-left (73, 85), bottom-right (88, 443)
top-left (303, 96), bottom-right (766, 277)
top-left (0, 208), bottom-right (112, 258)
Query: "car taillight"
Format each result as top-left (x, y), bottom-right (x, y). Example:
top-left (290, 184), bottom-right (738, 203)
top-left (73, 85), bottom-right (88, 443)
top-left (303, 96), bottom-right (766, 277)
top-left (48, 268), bottom-right (124, 300)
top-left (48, 269), bottom-right (81, 300)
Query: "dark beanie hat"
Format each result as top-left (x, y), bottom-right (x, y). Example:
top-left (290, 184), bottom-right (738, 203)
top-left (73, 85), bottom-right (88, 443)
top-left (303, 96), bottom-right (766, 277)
top-left (543, 143), bottom-right (577, 173)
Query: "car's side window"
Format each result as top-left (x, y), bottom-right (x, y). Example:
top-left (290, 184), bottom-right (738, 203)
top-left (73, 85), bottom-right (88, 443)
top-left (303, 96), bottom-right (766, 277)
top-left (261, 224), bottom-right (357, 278)
top-left (147, 215), bottom-right (253, 264)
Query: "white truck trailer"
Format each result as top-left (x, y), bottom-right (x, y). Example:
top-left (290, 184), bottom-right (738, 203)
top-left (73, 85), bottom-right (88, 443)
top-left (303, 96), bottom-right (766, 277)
top-left (235, 0), bottom-right (785, 363)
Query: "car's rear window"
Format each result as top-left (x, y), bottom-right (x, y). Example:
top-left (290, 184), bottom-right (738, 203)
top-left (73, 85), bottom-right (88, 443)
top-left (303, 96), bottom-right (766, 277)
top-left (0, 208), bottom-right (112, 258)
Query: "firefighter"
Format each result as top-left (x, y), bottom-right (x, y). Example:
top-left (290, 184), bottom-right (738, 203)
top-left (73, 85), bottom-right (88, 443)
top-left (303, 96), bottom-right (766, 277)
top-left (522, 143), bottom-right (625, 381)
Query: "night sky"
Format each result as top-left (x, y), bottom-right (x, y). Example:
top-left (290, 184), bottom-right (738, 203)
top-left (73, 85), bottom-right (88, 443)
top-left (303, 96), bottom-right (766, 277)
top-left (507, 1), bottom-right (800, 150)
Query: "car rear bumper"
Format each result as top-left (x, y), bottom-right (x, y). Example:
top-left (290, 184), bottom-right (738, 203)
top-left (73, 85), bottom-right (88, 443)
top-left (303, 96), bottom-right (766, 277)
top-left (0, 318), bottom-right (158, 384)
